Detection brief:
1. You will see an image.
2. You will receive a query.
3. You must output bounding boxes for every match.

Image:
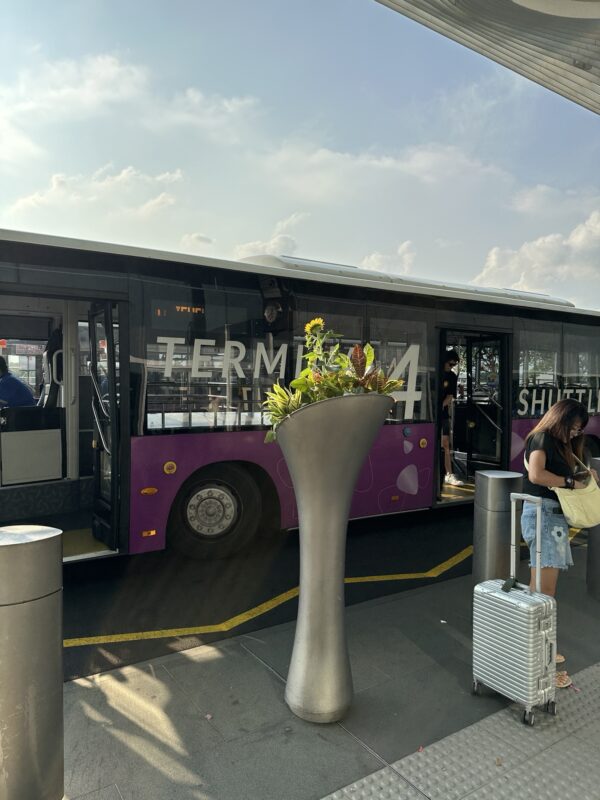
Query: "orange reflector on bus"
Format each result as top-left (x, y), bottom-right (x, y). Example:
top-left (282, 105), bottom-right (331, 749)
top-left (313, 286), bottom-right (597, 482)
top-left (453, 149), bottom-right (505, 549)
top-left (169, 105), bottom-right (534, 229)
top-left (141, 529), bottom-right (157, 537)
top-left (391, 495), bottom-right (400, 501)
top-left (140, 487), bottom-right (159, 495)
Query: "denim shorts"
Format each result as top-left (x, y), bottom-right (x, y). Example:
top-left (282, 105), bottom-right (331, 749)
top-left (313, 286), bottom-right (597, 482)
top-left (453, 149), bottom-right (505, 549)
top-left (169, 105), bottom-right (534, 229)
top-left (521, 498), bottom-right (574, 570)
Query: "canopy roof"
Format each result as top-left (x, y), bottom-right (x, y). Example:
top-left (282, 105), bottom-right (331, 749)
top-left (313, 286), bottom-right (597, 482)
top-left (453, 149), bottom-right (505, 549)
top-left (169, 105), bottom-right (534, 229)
top-left (376, 0), bottom-right (600, 115)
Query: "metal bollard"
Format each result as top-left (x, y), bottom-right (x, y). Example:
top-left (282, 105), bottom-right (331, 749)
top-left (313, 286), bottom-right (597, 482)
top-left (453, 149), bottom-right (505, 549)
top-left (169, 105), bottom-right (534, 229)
top-left (587, 458), bottom-right (600, 602)
top-left (0, 525), bottom-right (63, 800)
top-left (473, 471), bottom-right (523, 583)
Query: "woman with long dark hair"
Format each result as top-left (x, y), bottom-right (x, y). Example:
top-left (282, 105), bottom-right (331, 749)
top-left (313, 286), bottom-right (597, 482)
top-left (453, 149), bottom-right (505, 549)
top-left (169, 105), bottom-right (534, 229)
top-left (523, 398), bottom-right (597, 688)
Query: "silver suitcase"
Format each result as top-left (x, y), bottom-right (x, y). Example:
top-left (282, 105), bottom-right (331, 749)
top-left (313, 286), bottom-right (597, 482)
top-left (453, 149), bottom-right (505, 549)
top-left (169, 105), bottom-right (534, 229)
top-left (472, 492), bottom-right (557, 726)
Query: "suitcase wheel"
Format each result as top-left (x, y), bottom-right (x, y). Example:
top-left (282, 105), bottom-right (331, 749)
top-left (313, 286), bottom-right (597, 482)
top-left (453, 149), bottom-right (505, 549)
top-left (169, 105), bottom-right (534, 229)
top-left (522, 710), bottom-right (535, 726)
top-left (545, 700), bottom-right (557, 716)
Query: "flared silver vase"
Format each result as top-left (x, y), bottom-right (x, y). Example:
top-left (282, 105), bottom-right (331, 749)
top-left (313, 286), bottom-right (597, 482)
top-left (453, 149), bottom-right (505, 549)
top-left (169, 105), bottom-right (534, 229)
top-left (276, 393), bottom-right (393, 722)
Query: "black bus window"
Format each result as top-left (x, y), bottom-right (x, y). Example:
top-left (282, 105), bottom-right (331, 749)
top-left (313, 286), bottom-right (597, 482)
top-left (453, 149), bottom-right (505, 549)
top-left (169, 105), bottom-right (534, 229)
top-left (563, 324), bottom-right (600, 391)
top-left (367, 307), bottom-right (432, 422)
top-left (515, 321), bottom-right (560, 388)
top-left (514, 319), bottom-right (561, 419)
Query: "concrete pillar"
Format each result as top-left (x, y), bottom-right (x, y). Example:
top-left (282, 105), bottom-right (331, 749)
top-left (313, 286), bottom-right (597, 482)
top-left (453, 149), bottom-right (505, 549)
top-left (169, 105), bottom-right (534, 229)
top-left (0, 525), bottom-right (63, 800)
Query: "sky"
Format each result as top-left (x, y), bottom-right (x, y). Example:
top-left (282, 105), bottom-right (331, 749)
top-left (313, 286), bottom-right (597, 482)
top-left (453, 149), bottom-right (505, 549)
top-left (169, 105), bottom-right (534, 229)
top-left (1, 0), bottom-right (599, 309)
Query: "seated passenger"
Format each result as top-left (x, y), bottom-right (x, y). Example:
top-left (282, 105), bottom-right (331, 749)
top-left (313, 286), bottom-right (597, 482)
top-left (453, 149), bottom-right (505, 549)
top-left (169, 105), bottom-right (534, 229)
top-left (0, 356), bottom-right (36, 407)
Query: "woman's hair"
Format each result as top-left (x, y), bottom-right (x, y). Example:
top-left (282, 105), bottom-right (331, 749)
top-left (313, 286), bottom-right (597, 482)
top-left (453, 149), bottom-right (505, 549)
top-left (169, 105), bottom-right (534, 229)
top-left (526, 398), bottom-right (589, 466)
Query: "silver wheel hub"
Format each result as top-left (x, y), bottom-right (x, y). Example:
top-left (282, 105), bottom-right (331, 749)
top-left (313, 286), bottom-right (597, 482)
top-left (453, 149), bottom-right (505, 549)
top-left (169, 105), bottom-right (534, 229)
top-left (186, 484), bottom-right (237, 537)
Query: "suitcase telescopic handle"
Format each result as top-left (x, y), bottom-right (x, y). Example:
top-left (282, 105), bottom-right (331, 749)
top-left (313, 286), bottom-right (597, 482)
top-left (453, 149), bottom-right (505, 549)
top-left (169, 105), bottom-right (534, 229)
top-left (509, 493), bottom-right (542, 593)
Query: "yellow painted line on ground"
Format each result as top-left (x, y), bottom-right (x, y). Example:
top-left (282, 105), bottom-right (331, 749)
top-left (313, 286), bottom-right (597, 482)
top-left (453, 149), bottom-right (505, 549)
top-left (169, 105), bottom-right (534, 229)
top-left (345, 546), bottom-right (473, 584)
top-left (63, 547), bottom-right (473, 648)
top-left (63, 586), bottom-right (301, 647)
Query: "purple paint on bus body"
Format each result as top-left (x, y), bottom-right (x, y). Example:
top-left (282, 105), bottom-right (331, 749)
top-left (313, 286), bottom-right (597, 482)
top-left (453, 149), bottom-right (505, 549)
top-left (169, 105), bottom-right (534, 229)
top-left (510, 416), bottom-right (600, 472)
top-left (129, 423), bottom-right (435, 555)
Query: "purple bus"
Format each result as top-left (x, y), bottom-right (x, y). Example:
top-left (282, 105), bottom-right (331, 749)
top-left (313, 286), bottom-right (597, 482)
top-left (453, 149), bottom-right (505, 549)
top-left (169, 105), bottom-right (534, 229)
top-left (1, 229), bottom-right (599, 562)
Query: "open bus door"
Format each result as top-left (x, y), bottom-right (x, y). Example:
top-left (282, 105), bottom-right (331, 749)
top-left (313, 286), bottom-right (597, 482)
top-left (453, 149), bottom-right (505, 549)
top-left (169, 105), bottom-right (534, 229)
top-left (465, 334), bottom-right (506, 472)
top-left (439, 330), bottom-right (509, 503)
top-left (88, 302), bottom-right (120, 549)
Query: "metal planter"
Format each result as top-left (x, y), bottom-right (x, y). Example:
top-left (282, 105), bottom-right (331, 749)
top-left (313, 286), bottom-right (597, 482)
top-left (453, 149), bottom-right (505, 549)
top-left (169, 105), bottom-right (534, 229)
top-left (276, 393), bottom-right (393, 722)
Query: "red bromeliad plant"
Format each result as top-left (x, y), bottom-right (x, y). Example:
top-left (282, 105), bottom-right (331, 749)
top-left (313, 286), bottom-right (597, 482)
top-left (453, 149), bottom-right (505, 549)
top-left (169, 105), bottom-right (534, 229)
top-left (263, 317), bottom-right (403, 441)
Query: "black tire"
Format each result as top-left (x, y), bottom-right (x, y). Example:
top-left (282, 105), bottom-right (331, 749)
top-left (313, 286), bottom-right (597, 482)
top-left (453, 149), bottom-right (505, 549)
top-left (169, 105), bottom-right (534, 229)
top-left (522, 710), bottom-right (535, 726)
top-left (168, 463), bottom-right (261, 559)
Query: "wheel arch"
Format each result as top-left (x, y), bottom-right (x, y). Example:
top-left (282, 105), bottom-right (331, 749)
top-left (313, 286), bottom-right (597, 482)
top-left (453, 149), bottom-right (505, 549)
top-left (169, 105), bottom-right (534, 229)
top-left (169, 458), bottom-right (282, 534)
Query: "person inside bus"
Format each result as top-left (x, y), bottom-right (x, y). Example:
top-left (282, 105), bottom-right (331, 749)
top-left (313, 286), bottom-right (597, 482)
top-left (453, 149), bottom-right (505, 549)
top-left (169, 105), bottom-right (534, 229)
top-left (0, 355), bottom-right (36, 407)
top-left (523, 398), bottom-right (599, 689)
top-left (441, 349), bottom-right (463, 486)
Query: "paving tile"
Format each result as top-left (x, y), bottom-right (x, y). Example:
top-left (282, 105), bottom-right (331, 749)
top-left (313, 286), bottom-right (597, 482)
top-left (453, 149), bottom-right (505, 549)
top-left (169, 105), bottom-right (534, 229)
top-left (163, 639), bottom-right (291, 741)
top-left (240, 618), bottom-right (410, 693)
top-left (64, 664), bottom-right (223, 798)
top-left (67, 787), bottom-right (123, 800)
top-left (114, 717), bottom-right (382, 800)
top-left (391, 725), bottom-right (526, 800)
top-left (573, 719), bottom-right (600, 751)
top-left (463, 737), bottom-right (600, 800)
top-left (474, 703), bottom-right (567, 756)
top-left (320, 766), bottom-right (427, 799)
top-left (340, 662), bottom-right (506, 763)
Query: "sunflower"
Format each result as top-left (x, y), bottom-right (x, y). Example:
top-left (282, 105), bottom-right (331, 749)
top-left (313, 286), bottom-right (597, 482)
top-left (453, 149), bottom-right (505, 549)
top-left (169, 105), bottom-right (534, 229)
top-left (304, 317), bottom-right (325, 334)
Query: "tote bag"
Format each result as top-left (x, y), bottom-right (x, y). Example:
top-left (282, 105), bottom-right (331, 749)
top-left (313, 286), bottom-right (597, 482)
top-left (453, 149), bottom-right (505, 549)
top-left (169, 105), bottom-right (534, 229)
top-left (524, 453), bottom-right (600, 528)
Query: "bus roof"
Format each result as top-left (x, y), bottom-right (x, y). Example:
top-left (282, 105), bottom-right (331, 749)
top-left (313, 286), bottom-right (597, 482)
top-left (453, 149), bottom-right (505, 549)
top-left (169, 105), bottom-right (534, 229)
top-left (2, 227), bottom-right (598, 318)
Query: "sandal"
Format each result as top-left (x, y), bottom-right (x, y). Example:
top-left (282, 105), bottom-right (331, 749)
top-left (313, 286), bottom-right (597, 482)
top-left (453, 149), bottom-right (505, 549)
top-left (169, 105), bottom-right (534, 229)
top-left (555, 672), bottom-right (572, 689)
top-left (555, 653), bottom-right (566, 664)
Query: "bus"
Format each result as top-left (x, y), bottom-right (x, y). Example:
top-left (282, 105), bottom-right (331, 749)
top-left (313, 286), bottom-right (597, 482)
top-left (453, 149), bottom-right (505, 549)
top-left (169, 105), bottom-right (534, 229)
top-left (1, 229), bottom-right (599, 562)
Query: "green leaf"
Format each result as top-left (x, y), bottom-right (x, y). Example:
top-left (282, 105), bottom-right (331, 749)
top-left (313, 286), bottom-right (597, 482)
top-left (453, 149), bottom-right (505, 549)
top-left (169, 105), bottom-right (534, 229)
top-left (290, 377), bottom-right (309, 391)
top-left (364, 343), bottom-right (375, 368)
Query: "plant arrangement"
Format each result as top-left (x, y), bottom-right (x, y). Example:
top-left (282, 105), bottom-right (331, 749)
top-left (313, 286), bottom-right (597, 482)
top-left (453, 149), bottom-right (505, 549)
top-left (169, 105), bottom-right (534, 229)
top-left (263, 317), bottom-right (403, 441)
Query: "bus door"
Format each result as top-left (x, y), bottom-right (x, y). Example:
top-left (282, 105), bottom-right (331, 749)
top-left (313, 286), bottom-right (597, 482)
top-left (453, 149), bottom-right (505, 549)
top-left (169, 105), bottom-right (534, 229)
top-left (465, 334), bottom-right (506, 472)
top-left (88, 302), bottom-right (120, 549)
top-left (439, 329), bottom-right (509, 502)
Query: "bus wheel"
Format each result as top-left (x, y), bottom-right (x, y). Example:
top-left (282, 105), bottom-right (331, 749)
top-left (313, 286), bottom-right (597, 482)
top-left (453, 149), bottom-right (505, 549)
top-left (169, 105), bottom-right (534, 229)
top-left (168, 464), bottom-right (262, 559)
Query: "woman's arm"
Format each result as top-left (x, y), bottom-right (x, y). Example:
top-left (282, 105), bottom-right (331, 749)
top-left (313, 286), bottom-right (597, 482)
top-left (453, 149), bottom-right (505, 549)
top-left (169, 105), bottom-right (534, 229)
top-left (528, 449), bottom-right (585, 489)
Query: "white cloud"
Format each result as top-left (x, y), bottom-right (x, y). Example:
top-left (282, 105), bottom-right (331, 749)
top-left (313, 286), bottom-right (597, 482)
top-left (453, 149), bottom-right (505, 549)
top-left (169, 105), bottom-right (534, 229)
top-left (433, 68), bottom-right (532, 142)
top-left (361, 240), bottom-right (415, 275)
top-left (273, 211), bottom-right (310, 235)
top-left (129, 192), bottom-right (176, 219)
top-left (233, 212), bottom-right (308, 260)
top-left (0, 114), bottom-right (42, 165)
top-left (260, 141), bottom-right (503, 203)
top-left (5, 166), bottom-right (185, 246)
top-left (9, 166), bottom-right (183, 216)
top-left (2, 55), bottom-right (147, 121)
top-left (144, 87), bottom-right (258, 144)
top-left (472, 209), bottom-right (600, 307)
top-left (0, 52), bottom-right (258, 165)
top-left (511, 183), bottom-right (600, 217)
top-left (180, 232), bottom-right (214, 252)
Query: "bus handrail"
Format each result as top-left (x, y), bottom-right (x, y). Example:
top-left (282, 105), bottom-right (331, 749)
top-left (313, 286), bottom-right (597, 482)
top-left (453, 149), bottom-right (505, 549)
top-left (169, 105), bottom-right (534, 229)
top-left (87, 361), bottom-right (110, 420)
top-left (90, 398), bottom-right (111, 456)
top-left (474, 402), bottom-right (502, 433)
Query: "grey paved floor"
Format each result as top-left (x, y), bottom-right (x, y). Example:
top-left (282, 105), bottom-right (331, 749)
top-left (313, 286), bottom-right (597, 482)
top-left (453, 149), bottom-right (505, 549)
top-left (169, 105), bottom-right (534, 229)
top-left (64, 545), bottom-right (600, 800)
